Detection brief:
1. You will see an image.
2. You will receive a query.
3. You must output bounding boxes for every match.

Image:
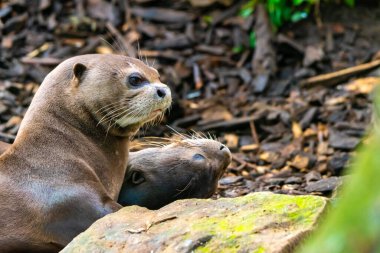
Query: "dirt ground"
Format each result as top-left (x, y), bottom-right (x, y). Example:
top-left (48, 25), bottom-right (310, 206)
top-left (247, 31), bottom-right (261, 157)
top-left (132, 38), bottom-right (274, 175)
top-left (1, 1), bottom-right (380, 198)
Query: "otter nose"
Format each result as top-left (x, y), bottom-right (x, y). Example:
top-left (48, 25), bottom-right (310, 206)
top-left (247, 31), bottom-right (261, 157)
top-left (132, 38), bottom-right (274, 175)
top-left (156, 87), bottom-right (166, 98)
top-left (219, 144), bottom-right (232, 162)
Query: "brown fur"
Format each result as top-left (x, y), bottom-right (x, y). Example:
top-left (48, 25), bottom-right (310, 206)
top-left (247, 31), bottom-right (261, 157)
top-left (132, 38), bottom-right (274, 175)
top-left (0, 137), bottom-right (231, 211)
top-left (0, 141), bottom-right (9, 155)
top-left (118, 138), bottom-right (232, 209)
top-left (0, 54), bottom-right (171, 252)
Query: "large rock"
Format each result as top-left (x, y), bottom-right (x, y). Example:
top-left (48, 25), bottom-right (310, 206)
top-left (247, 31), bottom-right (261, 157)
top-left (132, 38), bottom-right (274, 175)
top-left (62, 192), bottom-right (327, 253)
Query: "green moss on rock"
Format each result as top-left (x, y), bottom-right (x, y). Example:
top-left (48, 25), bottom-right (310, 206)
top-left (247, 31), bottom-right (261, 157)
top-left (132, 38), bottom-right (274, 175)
top-left (62, 192), bottom-right (327, 253)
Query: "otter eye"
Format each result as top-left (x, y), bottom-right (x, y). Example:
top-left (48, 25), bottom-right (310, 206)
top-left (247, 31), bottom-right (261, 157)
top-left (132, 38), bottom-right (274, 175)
top-left (192, 154), bottom-right (205, 161)
top-left (128, 73), bottom-right (144, 87)
top-left (131, 171), bottom-right (145, 185)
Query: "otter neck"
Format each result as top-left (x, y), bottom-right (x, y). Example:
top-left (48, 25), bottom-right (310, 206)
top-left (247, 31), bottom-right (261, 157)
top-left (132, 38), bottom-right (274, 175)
top-left (14, 84), bottom-right (130, 199)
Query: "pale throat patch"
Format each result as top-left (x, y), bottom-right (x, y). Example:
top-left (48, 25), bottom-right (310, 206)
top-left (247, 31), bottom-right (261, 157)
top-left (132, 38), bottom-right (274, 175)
top-left (115, 115), bottom-right (146, 127)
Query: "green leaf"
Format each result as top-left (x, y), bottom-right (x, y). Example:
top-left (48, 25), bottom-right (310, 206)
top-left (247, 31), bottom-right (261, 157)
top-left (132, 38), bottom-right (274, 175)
top-left (239, 0), bottom-right (257, 18)
top-left (293, 0), bottom-right (306, 6)
top-left (202, 15), bottom-right (213, 25)
top-left (249, 31), bottom-right (256, 48)
top-left (232, 46), bottom-right (243, 54)
top-left (240, 8), bottom-right (254, 18)
top-left (344, 0), bottom-right (355, 7)
top-left (291, 11), bottom-right (308, 22)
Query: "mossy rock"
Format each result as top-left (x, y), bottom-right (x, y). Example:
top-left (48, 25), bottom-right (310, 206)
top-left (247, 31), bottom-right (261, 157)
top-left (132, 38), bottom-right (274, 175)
top-left (62, 192), bottom-right (327, 253)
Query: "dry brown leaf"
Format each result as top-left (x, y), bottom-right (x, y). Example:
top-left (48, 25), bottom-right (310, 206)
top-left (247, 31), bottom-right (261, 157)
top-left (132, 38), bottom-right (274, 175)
top-left (201, 105), bottom-right (233, 122)
top-left (259, 151), bottom-right (279, 163)
top-left (292, 121), bottom-right (303, 139)
top-left (289, 154), bottom-right (309, 170)
top-left (96, 46), bottom-right (113, 54)
top-left (224, 134), bottom-right (239, 149)
top-left (240, 144), bottom-right (259, 152)
top-left (345, 77), bottom-right (380, 94)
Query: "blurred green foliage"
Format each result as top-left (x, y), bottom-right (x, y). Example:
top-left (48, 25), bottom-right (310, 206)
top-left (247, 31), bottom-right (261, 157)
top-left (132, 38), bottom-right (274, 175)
top-left (296, 88), bottom-right (380, 253)
top-left (218, 0), bottom-right (354, 52)
top-left (240, 0), bottom-right (355, 29)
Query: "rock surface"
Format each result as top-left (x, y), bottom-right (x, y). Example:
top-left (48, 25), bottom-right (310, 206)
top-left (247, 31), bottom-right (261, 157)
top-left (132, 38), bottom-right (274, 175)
top-left (62, 192), bottom-right (327, 253)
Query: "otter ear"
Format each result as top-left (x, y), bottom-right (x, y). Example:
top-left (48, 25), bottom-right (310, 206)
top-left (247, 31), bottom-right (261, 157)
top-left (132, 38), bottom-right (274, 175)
top-left (72, 63), bottom-right (87, 87)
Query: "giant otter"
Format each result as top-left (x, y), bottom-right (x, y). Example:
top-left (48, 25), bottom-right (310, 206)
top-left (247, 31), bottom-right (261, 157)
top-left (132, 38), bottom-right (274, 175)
top-left (0, 136), bottom-right (232, 211)
top-left (0, 54), bottom-right (171, 252)
top-left (119, 138), bottom-right (232, 209)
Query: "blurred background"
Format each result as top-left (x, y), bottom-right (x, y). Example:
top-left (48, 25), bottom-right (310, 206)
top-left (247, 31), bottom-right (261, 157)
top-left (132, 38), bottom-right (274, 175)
top-left (1, 0), bottom-right (380, 198)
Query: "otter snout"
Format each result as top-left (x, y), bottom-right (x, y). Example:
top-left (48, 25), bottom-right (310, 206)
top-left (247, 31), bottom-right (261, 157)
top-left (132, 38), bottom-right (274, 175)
top-left (156, 87), bottom-right (166, 98)
top-left (219, 144), bottom-right (232, 164)
top-left (153, 84), bottom-right (171, 102)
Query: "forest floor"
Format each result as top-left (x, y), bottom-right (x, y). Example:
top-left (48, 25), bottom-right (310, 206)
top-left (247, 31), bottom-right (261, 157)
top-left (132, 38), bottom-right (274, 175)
top-left (1, 1), bottom-right (380, 198)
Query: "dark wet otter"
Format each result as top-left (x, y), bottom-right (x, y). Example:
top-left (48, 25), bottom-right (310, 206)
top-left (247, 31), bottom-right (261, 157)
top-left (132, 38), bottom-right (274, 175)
top-left (118, 138), bottom-right (232, 209)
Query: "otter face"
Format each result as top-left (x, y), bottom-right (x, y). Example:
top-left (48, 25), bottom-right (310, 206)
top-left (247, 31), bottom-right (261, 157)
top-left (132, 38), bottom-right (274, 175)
top-left (118, 139), bottom-right (232, 209)
top-left (71, 54), bottom-right (172, 136)
top-left (113, 62), bottom-right (172, 128)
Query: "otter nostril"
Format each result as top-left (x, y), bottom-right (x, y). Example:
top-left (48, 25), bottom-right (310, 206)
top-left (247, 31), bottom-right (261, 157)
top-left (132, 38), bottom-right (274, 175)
top-left (220, 145), bottom-right (225, 150)
top-left (156, 88), bottom-right (166, 98)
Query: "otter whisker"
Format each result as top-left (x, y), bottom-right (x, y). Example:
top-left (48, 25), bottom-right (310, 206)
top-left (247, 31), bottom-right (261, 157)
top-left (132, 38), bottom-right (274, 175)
top-left (105, 104), bottom-right (141, 134)
top-left (96, 97), bottom-right (139, 125)
top-left (105, 23), bottom-right (128, 55)
top-left (137, 42), bottom-right (142, 62)
top-left (167, 126), bottom-right (194, 141)
top-left (200, 131), bottom-right (209, 139)
top-left (167, 160), bottom-right (187, 172)
top-left (98, 105), bottom-right (129, 123)
top-left (99, 35), bottom-right (117, 53)
top-left (104, 106), bottom-right (134, 138)
top-left (151, 111), bottom-right (165, 126)
top-left (98, 105), bottom-right (133, 126)
top-left (106, 103), bottom-right (140, 123)
top-left (95, 99), bottom-right (127, 114)
top-left (97, 105), bottom-right (130, 125)
top-left (141, 137), bottom-right (179, 147)
top-left (141, 141), bottom-right (167, 147)
top-left (102, 107), bottom-right (139, 134)
top-left (99, 103), bottom-right (132, 121)
top-left (144, 53), bottom-right (148, 66)
top-left (173, 177), bottom-right (193, 197)
top-left (190, 130), bottom-right (206, 140)
top-left (105, 105), bottom-right (143, 136)
top-left (114, 105), bottom-right (145, 125)
top-left (143, 136), bottom-right (172, 141)
top-left (95, 98), bottom-right (135, 114)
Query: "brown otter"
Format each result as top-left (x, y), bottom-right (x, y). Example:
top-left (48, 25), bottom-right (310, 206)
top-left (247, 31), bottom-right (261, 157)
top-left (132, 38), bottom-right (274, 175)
top-left (0, 54), bottom-right (171, 252)
top-left (119, 138), bottom-right (232, 209)
top-left (0, 136), bottom-right (231, 209)
top-left (0, 141), bottom-right (9, 154)
top-left (0, 137), bottom-right (231, 211)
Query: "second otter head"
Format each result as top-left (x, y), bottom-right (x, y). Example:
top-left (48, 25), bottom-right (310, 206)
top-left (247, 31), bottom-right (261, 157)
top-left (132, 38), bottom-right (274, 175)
top-left (118, 138), bottom-right (232, 209)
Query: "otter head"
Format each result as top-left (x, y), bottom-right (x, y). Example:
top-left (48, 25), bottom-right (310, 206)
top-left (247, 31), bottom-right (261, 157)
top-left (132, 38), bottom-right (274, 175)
top-left (118, 138), bottom-right (232, 209)
top-left (69, 54), bottom-right (172, 137)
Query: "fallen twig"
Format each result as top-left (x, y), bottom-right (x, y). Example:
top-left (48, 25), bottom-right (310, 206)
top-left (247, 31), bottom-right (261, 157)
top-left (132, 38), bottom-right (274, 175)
top-left (249, 120), bottom-right (260, 146)
top-left (301, 59), bottom-right (380, 87)
top-left (199, 116), bottom-right (258, 131)
top-left (21, 57), bottom-right (63, 66)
